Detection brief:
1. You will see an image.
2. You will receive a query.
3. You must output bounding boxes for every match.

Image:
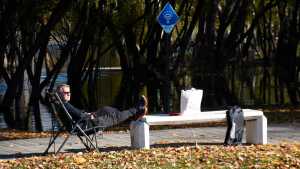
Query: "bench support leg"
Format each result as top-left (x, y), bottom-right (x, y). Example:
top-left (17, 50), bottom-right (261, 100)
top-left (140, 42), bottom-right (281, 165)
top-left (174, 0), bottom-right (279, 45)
top-left (130, 120), bottom-right (150, 149)
top-left (245, 115), bottom-right (267, 144)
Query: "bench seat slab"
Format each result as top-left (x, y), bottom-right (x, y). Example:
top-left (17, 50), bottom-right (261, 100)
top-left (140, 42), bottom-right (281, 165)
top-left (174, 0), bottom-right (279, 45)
top-left (130, 109), bottom-right (267, 149)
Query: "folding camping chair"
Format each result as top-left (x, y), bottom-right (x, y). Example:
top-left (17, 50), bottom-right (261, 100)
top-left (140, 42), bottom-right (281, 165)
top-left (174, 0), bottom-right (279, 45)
top-left (43, 91), bottom-right (104, 155)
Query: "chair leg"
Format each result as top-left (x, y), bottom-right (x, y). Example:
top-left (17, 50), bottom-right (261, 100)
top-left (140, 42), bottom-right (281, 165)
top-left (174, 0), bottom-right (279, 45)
top-left (77, 134), bottom-right (100, 153)
top-left (75, 128), bottom-right (101, 153)
top-left (91, 133), bottom-right (100, 153)
top-left (55, 134), bottom-right (71, 154)
top-left (93, 132), bottom-right (98, 149)
top-left (75, 125), bottom-right (98, 150)
top-left (43, 131), bottom-right (61, 155)
top-left (91, 131), bottom-right (99, 152)
top-left (77, 135), bottom-right (90, 150)
top-left (89, 128), bottom-right (98, 149)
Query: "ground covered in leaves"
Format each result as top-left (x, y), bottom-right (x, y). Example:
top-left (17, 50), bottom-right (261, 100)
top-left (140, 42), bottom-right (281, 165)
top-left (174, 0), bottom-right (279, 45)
top-left (0, 108), bottom-right (299, 141)
top-left (0, 143), bottom-right (299, 168)
top-left (0, 129), bottom-right (54, 141)
top-left (0, 129), bottom-right (126, 141)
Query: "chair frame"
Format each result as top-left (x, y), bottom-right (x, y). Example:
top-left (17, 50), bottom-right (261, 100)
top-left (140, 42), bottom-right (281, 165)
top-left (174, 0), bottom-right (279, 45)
top-left (43, 91), bottom-right (104, 155)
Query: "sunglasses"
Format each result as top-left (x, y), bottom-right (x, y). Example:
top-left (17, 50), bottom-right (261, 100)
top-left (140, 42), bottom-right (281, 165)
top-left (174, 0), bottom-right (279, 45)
top-left (63, 91), bottom-right (70, 95)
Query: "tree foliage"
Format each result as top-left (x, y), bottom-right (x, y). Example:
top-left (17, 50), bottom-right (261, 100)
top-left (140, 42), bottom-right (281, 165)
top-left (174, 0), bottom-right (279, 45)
top-left (0, 0), bottom-right (299, 130)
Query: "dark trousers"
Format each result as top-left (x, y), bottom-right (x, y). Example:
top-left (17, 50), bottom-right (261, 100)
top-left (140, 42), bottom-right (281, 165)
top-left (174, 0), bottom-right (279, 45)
top-left (92, 106), bottom-right (138, 128)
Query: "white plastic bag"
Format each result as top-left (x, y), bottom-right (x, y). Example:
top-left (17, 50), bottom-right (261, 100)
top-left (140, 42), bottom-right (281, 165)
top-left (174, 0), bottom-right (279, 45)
top-left (180, 88), bottom-right (203, 115)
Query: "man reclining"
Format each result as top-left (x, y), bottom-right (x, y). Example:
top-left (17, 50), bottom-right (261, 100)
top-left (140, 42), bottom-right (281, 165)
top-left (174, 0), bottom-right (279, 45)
top-left (56, 84), bottom-right (148, 130)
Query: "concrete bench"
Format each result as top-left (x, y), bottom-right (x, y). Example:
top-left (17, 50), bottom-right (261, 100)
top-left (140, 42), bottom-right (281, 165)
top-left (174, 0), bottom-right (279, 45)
top-left (130, 109), bottom-right (267, 149)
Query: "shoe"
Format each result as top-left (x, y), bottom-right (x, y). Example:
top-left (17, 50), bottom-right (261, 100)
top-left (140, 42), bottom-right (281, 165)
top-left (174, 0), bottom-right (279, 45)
top-left (136, 95), bottom-right (148, 120)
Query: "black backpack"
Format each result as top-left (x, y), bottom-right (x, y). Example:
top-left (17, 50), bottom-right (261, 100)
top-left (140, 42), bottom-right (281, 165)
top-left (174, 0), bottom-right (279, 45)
top-left (224, 106), bottom-right (245, 146)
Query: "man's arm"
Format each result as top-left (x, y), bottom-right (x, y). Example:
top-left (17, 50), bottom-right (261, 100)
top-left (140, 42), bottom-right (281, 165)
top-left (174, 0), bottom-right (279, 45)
top-left (63, 102), bottom-right (89, 120)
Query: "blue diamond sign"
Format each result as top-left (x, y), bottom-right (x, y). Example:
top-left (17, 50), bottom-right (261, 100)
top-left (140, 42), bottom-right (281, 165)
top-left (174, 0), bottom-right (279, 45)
top-left (157, 2), bottom-right (179, 34)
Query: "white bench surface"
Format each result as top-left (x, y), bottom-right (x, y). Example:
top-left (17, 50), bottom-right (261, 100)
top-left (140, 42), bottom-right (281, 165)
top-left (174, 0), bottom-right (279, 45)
top-left (141, 109), bottom-right (264, 126)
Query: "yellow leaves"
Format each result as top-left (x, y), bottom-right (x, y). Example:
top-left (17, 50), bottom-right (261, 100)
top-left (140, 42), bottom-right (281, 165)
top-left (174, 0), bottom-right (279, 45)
top-left (0, 143), bottom-right (300, 168)
top-left (73, 156), bottom-right (87, 164)
top-left (0, 129), bottom-right (68, 141)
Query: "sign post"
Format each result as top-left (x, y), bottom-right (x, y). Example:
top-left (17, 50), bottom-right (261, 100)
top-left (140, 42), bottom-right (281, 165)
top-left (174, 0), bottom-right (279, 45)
top-left (157, 2), bottom-right (179, 34)
top-left (157, 3), bottom-right (179, 113)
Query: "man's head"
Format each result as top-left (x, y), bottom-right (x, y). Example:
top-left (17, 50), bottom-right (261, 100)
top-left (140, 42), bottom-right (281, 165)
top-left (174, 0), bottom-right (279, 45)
top-left (56, 84), bottom-right (71, 102)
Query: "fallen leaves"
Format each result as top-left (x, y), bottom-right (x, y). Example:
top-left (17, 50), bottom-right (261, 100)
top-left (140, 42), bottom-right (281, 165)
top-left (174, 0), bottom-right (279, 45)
top-left (0, 129), bottom-right (126, 141)
top-left (0, 129), bottom-right (59, 141)
top-left (0, 143), bottom-right (300, 168)
top-left (74, 156), bottom-right (87, 164)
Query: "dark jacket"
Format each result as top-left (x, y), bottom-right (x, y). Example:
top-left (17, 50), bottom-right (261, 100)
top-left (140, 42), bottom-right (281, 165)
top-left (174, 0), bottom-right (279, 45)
top-left (63, 102), bottom-right (89, 121)
top-left (57, 102), bottom-right (94, 131)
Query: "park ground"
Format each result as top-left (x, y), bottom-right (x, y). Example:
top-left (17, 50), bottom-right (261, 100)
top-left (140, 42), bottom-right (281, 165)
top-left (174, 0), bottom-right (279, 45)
top-left (0, 120), bottom-right (300, 168)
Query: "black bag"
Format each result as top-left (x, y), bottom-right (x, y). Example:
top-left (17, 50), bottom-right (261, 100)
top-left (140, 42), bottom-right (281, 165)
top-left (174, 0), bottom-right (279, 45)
top-left (224, 106), bottom-right (244, 146)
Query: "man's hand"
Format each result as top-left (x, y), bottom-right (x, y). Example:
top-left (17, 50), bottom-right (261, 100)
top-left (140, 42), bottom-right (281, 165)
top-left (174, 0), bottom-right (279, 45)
top-left (87, 112), bottom-right (96, 120)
